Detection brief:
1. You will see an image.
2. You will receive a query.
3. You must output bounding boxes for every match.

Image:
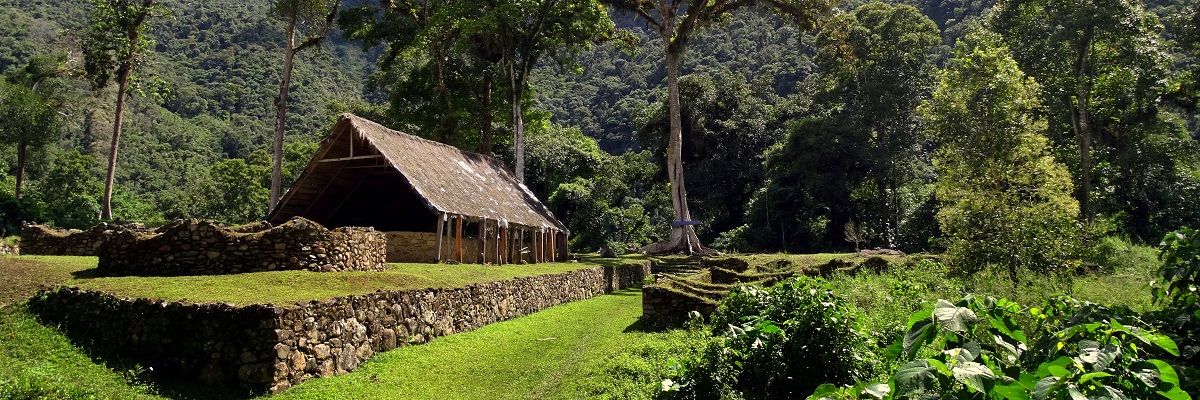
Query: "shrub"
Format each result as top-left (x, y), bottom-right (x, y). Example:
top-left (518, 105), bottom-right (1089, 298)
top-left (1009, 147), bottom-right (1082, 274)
top-left (664, 276), bottom-right (874, 399)
top-left (809, 295), bottom-right (1190, 400)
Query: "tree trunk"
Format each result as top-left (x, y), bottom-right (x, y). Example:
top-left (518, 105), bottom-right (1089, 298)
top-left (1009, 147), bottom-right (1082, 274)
top-left (270, 15), bottom-right (299, 209)
top-left (101, 65), bottom-right (132, 220)
top-left (638, 46), bottom-right (715, 256)
top-left (510, 61), bottom-right (525, 183)
top-left (1072, 25), bottom-right (1096, 223)
top-left (14, 141), bottom-right (26, 200)
top-left (479, 73), bottom-right (493, 154)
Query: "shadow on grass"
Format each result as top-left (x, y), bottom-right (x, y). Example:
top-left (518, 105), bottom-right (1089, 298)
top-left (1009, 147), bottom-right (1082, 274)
top-left (69, 268), bottom-right (103, 279)
top-left (27, 311), bottom-right (261, 400)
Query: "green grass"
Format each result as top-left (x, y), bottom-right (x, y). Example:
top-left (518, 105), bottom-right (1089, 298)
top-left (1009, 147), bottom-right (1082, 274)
top-left (0, 304), bottom-right (165, 399)
top-left (274, 289), bottom-right (698, 400)
top-left (0, 256), bottom-right (98, 306)
top-left (0, 290), bottom-right (698, 400)
top-left (73, 262), bottom-right (589, 305)
top-left (0, 255), bottom-right (593, 305)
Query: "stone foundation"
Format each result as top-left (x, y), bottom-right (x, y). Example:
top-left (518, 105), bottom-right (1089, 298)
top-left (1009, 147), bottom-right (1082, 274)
top-left (97, 218), bottom-right (386, 276)
top-left (30, 261), bottom-right (651, 393)
top-left (20, 223), bottom-right (152, 256)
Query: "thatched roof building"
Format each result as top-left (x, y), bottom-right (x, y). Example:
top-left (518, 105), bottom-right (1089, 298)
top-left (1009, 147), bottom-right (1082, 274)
top-left (268, 114), bottom-right (567, 264)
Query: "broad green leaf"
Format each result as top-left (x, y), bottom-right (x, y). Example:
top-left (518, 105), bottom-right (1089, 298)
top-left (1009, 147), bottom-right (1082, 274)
top-left (1078, 371), bottom-right (1112, 384)
top-left (1145, 332), bottom-right (1180, 357)
top-left (1066, 385), bottom-right (1087, 400)
top-left (933, 299), bottom-right (977, 333)
top-left (1034, 377), bottom-right (1060, 400)
top-left (1047, 365), bottom-right (1071, 378)
top-left (894, 359), bottom-right (941, 395)
top-left (806, 383), bottom-right (839, 400)
top-left (863, 382), bottom-right (890, 399)
top-left (950, 361), bottom-right (996, 393)
top-left (903, 317), bottom-right (936, 358)
top-left (1130, 361), bottom-right (1161, 387)
top-left (994, 380), bottom-right (1031, 400)
top-left (1147, 359), bottom-right (1181, 387)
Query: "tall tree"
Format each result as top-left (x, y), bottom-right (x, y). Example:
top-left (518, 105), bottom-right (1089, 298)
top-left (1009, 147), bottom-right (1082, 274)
top-left (269, 0), bottom-right (341, 208)
top-left (922, 30), bottom-right (1080, 282)
top-left (83, 0), bottom-right (162, 220)
top-left (990, 0), bottom-right (1168, 223)
top-left (813, 2), bottom-right (941, 245)
top-left (601, 0), bottom-right (833, 254)
top-left (339, 0), bottom-right (507, 151)
top-left (471, 0), bottom-right (615, 182)
top-left (0, 82), bottom-right (60, 200)
top-left (1, 54), bottom-right (71, 200)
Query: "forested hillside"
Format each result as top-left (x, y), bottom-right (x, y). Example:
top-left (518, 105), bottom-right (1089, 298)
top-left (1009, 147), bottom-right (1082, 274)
top-left (1, 0), bottom-right (1198, 259)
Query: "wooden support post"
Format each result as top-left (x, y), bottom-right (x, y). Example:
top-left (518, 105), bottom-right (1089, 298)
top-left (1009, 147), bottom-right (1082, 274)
top-left (533, 230), bottom-right (540, 263)
top-left (434, 212), bottom-right (445, 263)
top-left (549, 231), bottom-right (555, 263)
top-left (493, 223), bottom-right (500, 265)
top-left (498, 227), bottom-right (506, 265)
top-left (456, 216), bottom-right (463, 263)
top-left (472, 218), bottom-right (482, 261)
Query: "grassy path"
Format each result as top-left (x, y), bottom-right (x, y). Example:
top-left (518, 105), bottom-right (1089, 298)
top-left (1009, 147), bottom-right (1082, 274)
top-left (276, 290), bottom-right (653, 400)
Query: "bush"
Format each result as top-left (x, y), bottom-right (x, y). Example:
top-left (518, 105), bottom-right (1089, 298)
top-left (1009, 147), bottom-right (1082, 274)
top-left (1088, 235), bottom-right (1159, 275)
top-left (809, 295), bottom-right (1192, 400)
top-left (664, 276), bottom-right (874, 399)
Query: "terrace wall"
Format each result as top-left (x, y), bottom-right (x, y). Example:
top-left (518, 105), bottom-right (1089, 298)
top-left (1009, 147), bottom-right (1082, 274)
top-left (30, 261), bottom-right (651, 394)
top-left (97, 218), bottom-right (386, 276)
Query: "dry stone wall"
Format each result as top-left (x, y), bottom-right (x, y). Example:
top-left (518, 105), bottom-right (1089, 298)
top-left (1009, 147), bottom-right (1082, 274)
top-left (641, 285), bottom-right (720, 329)
top-left (31, 261), bottom-right (651, 394)
top-left (20, 223), bottom-right (152, 256)
top-left (97, 218), bottom-right (386, 276)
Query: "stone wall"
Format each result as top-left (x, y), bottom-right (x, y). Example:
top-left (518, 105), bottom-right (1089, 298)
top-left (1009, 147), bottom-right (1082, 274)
top-left (382, 231), bottom-right (480, 264)
top-left (0, 238), bottom-right (17, 255)
top-left (383, 231), bottom-right (551, 265)
top-left (97, 218), bottom-right (387, 276)
top-left (27, 287), bottom-right (281, 388)
top-left (641, 285), bottom-right (719, 330)
top-left (31, 261), bottom-right (651, 393)
top-left (20, 222), bottom-right (151, 256)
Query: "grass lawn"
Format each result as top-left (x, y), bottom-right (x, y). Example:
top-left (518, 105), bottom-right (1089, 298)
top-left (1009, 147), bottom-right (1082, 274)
top-left (0, 304), bottom-right (166, 399)
top-left (0, 255), bottom-right (597, 305)
top-left (0, 289), bottom-right (696, 400)
top-left (277, 288), bottom-right (697, 400)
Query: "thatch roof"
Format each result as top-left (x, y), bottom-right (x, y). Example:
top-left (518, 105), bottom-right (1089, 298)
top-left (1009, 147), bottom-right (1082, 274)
top-left (268, 114), bottom-right (567, 233)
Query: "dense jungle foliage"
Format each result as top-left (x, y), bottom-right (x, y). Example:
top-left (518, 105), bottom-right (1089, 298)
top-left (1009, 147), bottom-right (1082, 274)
top-left (0, 0), bottom-right (1197, 261)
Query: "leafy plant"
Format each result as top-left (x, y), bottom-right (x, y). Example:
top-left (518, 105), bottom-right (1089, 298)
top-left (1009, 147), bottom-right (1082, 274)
top-left (665, 276), bottom-right (873, 399)
top-left (1156, 228), bottom-right (1200, 307)
top-left (809, 295), bottom-right (1190, 400)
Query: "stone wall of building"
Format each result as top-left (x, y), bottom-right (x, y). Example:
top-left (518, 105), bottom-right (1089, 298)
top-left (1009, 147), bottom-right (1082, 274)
top-left (30, 261), bottom-right (651, 394)
top-left (97, 218), bottom-right (387, 276)
top-left (383, 230), bottom-right (555, 265)
top-left (20, 223), bottom-right (151, 256)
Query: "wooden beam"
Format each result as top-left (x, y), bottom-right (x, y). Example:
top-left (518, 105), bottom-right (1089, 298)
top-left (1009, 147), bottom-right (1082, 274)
top-left (456, 216), bottom-right (463, 263)
top-left (499, 227), bottom-right (507, 265)
top-left (434, 212), bottom-right (445, 263)
top-left (477, 218), bottom-right (486, 264)
top-left (317, 154), bottom-right (384, 163)
top-left (493, 222), bottom-right (500, 265)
